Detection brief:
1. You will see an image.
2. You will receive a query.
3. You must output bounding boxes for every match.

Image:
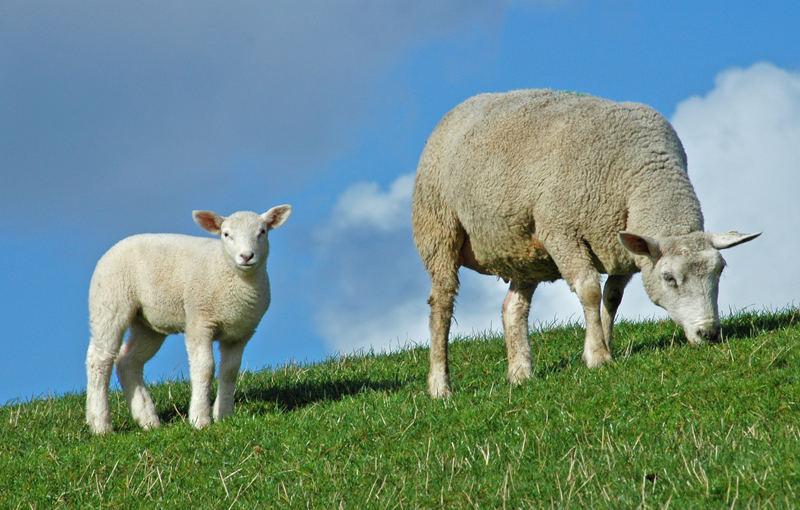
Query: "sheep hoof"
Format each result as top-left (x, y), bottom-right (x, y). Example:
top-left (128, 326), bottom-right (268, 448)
top-left (507, 364), bottom-right (532, 385)
top-left (427, 373), bottom-right (452, 399)
top-left (583, 350), bottom-right (613, 369)
top-left (428, 385), bottom-right (452, 399)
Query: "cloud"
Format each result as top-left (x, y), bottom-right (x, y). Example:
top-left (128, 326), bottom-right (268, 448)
top-left (331, 174), bottom-right (416, 232)
top-left (0, 1), bottom-right (506, 234)
top-left (313, 174), bottom-right (424, 354)
top-left (314, 174), bottom-right (508, 354)
top-left (671, 62), bottom-right (800, 312)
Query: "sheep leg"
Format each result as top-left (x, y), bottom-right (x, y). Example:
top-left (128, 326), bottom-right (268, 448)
top-left (86, 312), bottom-right (130, 435)
top-left (213, 340), bottom-right (247, 422)
top-left (572, 270), bottom-right (611, 368)
top-left (116, 320), bottom-right (166, 430)
top-left (601, 274), bottom-right (632, 355)
top-left (185, 324), bottom-right (216, 429)
top-left (502, 281), bottom-right (536, 385)
top-left (550, 240), bottom-right (611, 368)
top-left (427, 274), bottom-right (459, 398)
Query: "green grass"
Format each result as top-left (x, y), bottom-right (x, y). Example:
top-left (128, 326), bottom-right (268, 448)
top-left (2, 308), bottom-right (799, 508)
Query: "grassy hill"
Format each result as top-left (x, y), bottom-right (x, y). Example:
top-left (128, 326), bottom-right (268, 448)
top-left (2, 309), bottom-right (798, 508)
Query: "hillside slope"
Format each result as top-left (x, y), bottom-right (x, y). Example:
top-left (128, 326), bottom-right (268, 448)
top-left (2, 309), bottom-right (798, 508)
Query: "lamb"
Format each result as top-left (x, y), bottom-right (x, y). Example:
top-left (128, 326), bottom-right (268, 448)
top-left (85, 205), bottom-right (292, 434)
top-left (411, 89), bottom-right (760, 398)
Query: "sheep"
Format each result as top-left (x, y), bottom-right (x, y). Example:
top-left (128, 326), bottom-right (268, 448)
top-left (85, 205), bottom-right (291, 434)
top-left (411, 89), bottom-right (760, 398)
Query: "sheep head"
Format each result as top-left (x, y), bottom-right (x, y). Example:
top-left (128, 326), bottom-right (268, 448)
top-left (619, 230), bottom-right (760, 344)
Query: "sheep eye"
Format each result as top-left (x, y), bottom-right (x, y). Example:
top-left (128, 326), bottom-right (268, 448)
top-left (258, 228), bottom-right (266, 236)
top-left (662, 272), bottom-right (677, 287)
top-left (223, 232), bottom-right (231, 239)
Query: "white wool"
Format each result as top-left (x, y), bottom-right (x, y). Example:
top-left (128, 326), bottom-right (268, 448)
top-left (85, 205), bottom-right (291, 434)
top-left (412, 90), bottom-right (759, 397)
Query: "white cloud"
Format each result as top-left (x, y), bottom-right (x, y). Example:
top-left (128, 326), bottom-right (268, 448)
top-left (331, 174), bottom-right (415, 231)
top-left (318, 298), bottom-right (429, 355)
top-left (316, 174), bottom-right (520, 355)
top-left (314, 174), bottom-right (427, 354)
top-left (525, 62), bottom-right (800, 324)
top-left (528, 62), bottom-right (800, 322)
top-left (671, 62), bottom-right (800, 312)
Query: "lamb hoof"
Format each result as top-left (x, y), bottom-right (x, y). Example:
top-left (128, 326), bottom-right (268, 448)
top-left (140, 418), bottom-right (161, 431)
top-left (190, 415), bottom-right (212, 429)
top-left (213, 403), bottom-right (235, 422)
top-left (88, 419), bottom-right (113, 435)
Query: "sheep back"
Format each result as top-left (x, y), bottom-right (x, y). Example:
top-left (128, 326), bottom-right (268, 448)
top-left (412, 89), bottom-right (704, 282)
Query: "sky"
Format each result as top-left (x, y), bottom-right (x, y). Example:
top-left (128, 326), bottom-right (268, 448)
top-left (1, 1), bottom-right (798, 404)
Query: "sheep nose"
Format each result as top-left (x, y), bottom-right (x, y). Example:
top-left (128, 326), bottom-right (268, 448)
top-left (695, 324), bottom-right (720, 342)
top-left (240, 252), bottom-right (254, 263)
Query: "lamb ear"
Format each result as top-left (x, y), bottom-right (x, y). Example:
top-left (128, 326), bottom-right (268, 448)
top-left (709, 231), bottom-right (762, 249)
top-left (262, 204), bottom-right (292, 230)
top-left (193, 210), bottom-right (225, 235)
top-left (618, 231), bottom-right (661, 259)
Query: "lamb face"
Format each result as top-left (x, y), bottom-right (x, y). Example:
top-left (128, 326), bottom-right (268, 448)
top-left (193, 206), bottom-right (292, 274)
top-left (220, 212), bottom-right (270, 272)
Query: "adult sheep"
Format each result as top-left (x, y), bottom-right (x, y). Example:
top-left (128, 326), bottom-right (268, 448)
top-left (412, 89), bottom-right (759, 398)
top-left (86, 206), bottom-right (291, 434)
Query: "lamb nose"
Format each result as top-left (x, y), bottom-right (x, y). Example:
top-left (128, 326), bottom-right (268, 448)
top-left (240, 252), bottom-right (254, 262)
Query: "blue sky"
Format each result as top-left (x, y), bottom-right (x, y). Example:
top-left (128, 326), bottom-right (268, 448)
top-left (2, 1), bottom-right (798, 404)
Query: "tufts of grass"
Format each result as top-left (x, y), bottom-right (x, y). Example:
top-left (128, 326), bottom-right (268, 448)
top-left (1, 307), bottom-right (798, 508)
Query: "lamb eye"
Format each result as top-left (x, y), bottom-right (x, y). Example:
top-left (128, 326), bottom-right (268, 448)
top-left (223, 232), bottom-right (231, 239)
top-left (258, 228), bottom-right (266, 236)
top-left (663, 272), bottom-right (677, 287)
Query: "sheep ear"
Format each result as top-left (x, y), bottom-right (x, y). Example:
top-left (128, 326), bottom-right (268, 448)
top-left (262, 204), bottom-right (292, 230)
top-left (709, 231), bottom-right (761, 249)
top-left (193, 210), bottom-right (225, 235)
top-left (618, 231), bottom-right (661, 260)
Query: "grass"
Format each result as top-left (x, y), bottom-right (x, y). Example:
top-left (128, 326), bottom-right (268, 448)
top-left (2, 308), bottom-right (798, 508)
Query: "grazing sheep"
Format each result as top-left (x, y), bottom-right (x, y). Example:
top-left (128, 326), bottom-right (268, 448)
top-left (86, 205), bottom-right (291, 434)
top-left (412, 89), bottom-right (760, 398)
